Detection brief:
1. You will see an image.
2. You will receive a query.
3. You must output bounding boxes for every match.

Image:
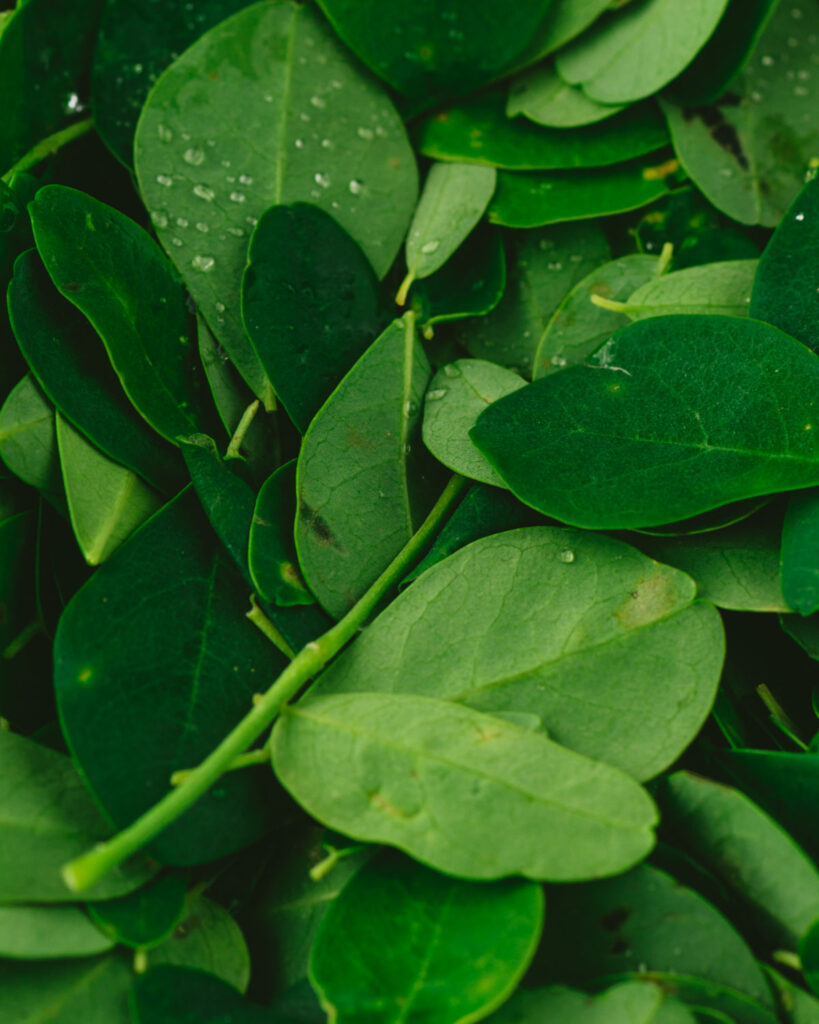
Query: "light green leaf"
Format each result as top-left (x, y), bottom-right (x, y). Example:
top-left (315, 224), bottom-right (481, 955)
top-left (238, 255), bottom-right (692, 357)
top-left (532, 254), bottom-right (658, 379)
top-left (507, 61), bottom-right (626, 128)
top-left (556, 0), bottom-right (730, 104)
top-left (422, 359), bottom-right (526, 485)
top-left (404, 162), bottom-right (496, 286)
top-left (513, 0), bottom-right (622, 65)
top-left (0, 374), bottom-right (61, 495)
top-left (56, 414), bottom-right (161, 566)
top-left (622, 260), bottom-right (757, 320)
top-left (272, 691), bottom-right (658, 881)
top-left (0, 905), bottom-right (114, 960)
top-left (487, 981), bottom-right (689, 1024)
top-left (314, 527), bottom-right (724, 781)
top-left (295, 316), bottom-right (440, 619)
top-left (135, 1), bottom-right (417, 399)
top-left (310, 854), bottom-right (544, 1024)
top-left (781, 488), bottom-right (819, 616)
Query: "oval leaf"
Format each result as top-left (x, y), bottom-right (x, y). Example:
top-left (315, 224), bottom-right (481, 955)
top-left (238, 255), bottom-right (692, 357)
top-left (0, 905), bottom-right (115, 960)
top-left (507, 61), bottom-right (626, 128)
top-left (87, 873), bottom-right (187, 951)
top-left (249, 461), bottom-right (314, 607)
top-left (623, 260), bottom-right (757, 320)
top-left (0, 375), bottom-right (61, 495)
top-left (131, 965), bottom-right (271, 1024)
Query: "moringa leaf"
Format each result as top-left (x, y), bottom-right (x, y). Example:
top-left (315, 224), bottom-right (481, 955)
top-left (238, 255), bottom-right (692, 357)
top-left (0, 375), bottom-right (61, 495)
top-left (623, 259), bottom-right (757, 320)
top-left (514, 0), bottom-right (616, 66)
top-left (0, 954), bottom-right (133, 1024)
top-left (487, 981), bottom-right (691, 1024)
top-left (130, 966), bottom-right (273, 1024)
top-left (272, 691), bottom-right (659, 881)
top-left (781, 488), bottom-right (819, 616)
top-left (507, 61), bottom-right (626, 128)
top-left (0, 905), bottom-right (115, 960)
top-left (249, 461), bottom-right (313, 608)
top-left (87, 873), bottom-right (188, 951)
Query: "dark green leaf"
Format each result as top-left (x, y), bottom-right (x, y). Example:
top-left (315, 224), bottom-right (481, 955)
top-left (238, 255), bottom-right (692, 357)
top-left (0, 375), bottom-right (62, 494)
top-left (0, 955), bottom-right (132, 1024)
top-left (310, 854), bottom-right (544, 1024)
top-left (242, 203), bottom-right (380, 433)
top-left (780, 489), bottom-right (819, 615)
top-left (249, 461), bottom-right (313, 607)
top-left (0, 905), bottom-right (114, 960)
top-left (487, 982), bottom-right (692, 1024)
top-left (515, 0), bottom-right (615, 66)
top-left (0, 510), bottom-right (36, 654)
top-left (603, 974), bottom-right (778, 1024)
top-left (473, 316), bottom-right (819, 530)
top-left (800, 922), bottom-right (819, 998)
top-left (87, 873), bottom-right (187, 950)
top-left (131, 966), bottom-right (274, 1024)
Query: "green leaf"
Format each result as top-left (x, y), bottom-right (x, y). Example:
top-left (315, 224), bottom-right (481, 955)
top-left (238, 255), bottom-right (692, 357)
top-left (454, 220), bottom-right (611, 376)
top-left (135, 1), bottom-right (417, 398)
top-left (0, 954), bottom-right (132, 1024)
top-left (131, 966), bottom-right (273, 1024)
top-left (422, 359), bottom-right (527, 486)
top-left (417, 92), bottom-right (669, 170)
top-left (778, 489), bottom-right (819, 616)
top-left (309, 854), bottom-right (544, 1024)
top-left (314, 0), bottom-right (555, 99)
top-left (660, 2), bottom-right (819, 228)
top-left (8, 249), bottom-right (183, 493)
top-left (28, 185), bottom-right (217, 445)
top-left (56, 415), bottom-right (161, 566)
top-left (660, 771), bottom-right (819, 948)
top-left (507, 61), bottom-right (626, 128)
top-left (621, 260), bottom-right (756, 320)
top-left (91, 0), bottom-right (256, 166)
top-left (0, 510), bottom-right (36, 654)
top-left (488, 155), bottom-right (672, 228)
top-left (487, 981), bottom-right (690, 1024)
top-left (242, 203), bottom-right (381, 433)
top-left (604, 975), bottom-right (778, 1024)
top-left (472, 315), bottom-right (819, 530)
top-left (404, 162), bottom-right (496, 287)
top-left (801, 922), bottom-right (819, 999)
top-left (516, 0), bottom-right (616, 66)
top-left (532, 254), bottom-right (659, 379)
top-left (0, 375), bottom-right (61, 495)
top-left (295, 316), bottom-right (439, 619)
top-left (87, 873), bottom-right (188, 950)
top-left (0, 729), bottom-right (153, 903)
top-left (530, 864), bottom-right (772, 1006)
top-left (314, 527), bottom-right (724, 780)
top-left (556, 0), bottom-right (730, 104)
top-left (750, 173), bottom-right (819, 351)
top-left (0, 905), bottom-right (115, 960)
top-left (0, 0), bottom-right (104, 174)
top-left (272, 691), bottom-right (658, 881)
top-left (249, 460), bottom-right (313, 607)
top-left (54, 490), bottom-right (286, 865)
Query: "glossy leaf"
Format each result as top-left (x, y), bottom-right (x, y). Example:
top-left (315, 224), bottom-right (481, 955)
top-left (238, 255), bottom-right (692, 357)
top-left (605, 974), bottom-right (778, 1024)
top-left (488, 982), bottom-right (691, 1024)
top-left (422, 359), bottom-right (526, 486)
top-left (556, 0), bottom-right (730, 104)
top-left (515, 0), bottom-right (615, 66)
top-left (249, 461), bottom-right (313, 607)
top-left (507, 61), bottom-right (626, 128)
top-left (91, 0), bottom-right (256, 166)
top-left (661, 2), bottom-right (819, 228)
top-left (488, 155), bottom-right (672, 228)
top-left (54, 490), bottom-right (286, 865)
top-left (273, 691), bottom-right (659, 881)
top-left (29, 186), bottom-right (217, 445)
top-left (0, 729), bottom-right (153, 903)
top-left (622, 260), bottom-right (756, 320)
top-left (131, 966), bottom-right (272, 1024)
top-left (660, 771), bottom-right (819, 948)
top-left (780, 489), bottom-right (819, 616)
top-left (314, 527), bottom-right (724, 780)
top-left (8, 249), bottom-right (182, 493)
top-left (473, 315), bottom-right (819, 530)
top-left (417, 92), bottom-right (669, 170)
top-left (750, 173), bottom-right (819, 351)
top-left (135, 1), bottom-right (417, 397)
top-left (404, 162), bottom-right (497, 283)
top-left (295, 316), bottom-right (439, 619)
top-left (0, 905), bottom-right (114, 960)
top-left (455, 220), bottom-right (611, 375)
top-left (314, 0), bottom-right (555, 99)
top-left (0, 374), bottom-right (61, 494)
top-left (87, 873), bottom-right (188, 950)
top-left (532, 254), bottom-right (658, 379)
top-left (310, 854), bottom-right (544, 1024)
top-left (56, 415), bottom-right (161, 566)
top-left (0, 955), bottom-right (132, 1024)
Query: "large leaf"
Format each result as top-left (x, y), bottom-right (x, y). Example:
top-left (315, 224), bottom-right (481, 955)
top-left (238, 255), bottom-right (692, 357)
top-left (515, 0), bottom-right (615, 66)
top-left (623, 260), bottom-right (757, 320)
top-left (0, 955), bottom-right (132, 1024)
top-left (472, 315), bottom-right (819, 530)
top-left (314, 0), bottom-right (555, 99)
top-left (488, 982), bottom-right (693, 1024)
top-left (556, 0), bottom-right (730, 104)
top-left (28, 186), bottom-right (217, 445)
top-left (0, 730), bottom-right (153, 903)
top-left (87, 873), bottom-right (187, 950)
top-left (131, 966), bottom-right (273, 1024)
top-left (313, 527), bottom-right (724, 780)
top-left (0, 905), bottom-right (115, 959)
top-left (309, 854), bottom-right (544, 1024)
top-left (54, 490), bottom-right (287, 865)
top-left (241, 203), bottom-right (380, 433)
top-left (135, 1), bottom-right (417, 398)
top-left (601, 974), bottom-right (778, 1024)
top-left (272, 691), bottom-right (658, 881)
top-left (0, 375), bottom-right (61, 494)
top-left (8, 249), bottom-right (182, 493)
top-left (295, 316), bottom-right (440, 619)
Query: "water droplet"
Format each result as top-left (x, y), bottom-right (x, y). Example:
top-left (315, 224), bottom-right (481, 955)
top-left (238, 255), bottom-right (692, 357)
top-left (64, 92), bottom-right (82, 113)
top-left (443, 364), bottom-right (461, 378)
top-left (238, 174), bottom-right (254, 185)
top-left (357, 126), bottom-right (375, 140)
top-left (310, 95), bottom-right (326, 108)
top-left (183, 147), bottom-right (205, 166)
top-left (321, 138), bottom-right (333, 148)
top-left (156, 174), bottom-right (173, 187)
top-left (294, 138), bottom-right (305, 149)
top-left (264, 94), bottom-right (274, 103)
top-left (796, 212), bottom-right (806, 220)
top-left (762, 54), bottom-right (775, 66)
top-left (227, 226), bottom-right (245, 237)
top-left (426, 388), bottom-right (447, 401)
top-left (151, 211), bottom-right (168, 228)
top-left (558, 549), bottom-right (575, 564)
top-left (314, 172), bottom-right (331, 188)
top-left (551, 355), bottom-right (567, 368)
top-left (421, 239), bottom-right (440, 254)
top-left (229, 191), bottom-right (246, 203)
top-left (133, 62), bottom-right (144, 73)
top-left (171, 237), bottom-right (184, 247)
top-left (192, 254), bottom-right (215, 273)
top-left (195, 222), bottom-right (209, 233)
top-left (176, 217), bottom-right (189, 228)
top-left (158, 124), bottom-right (173, 142)
top-left (348, 179), bottom-right (364, 196)
top-left (193, 184), bottom-right (215, 202)
top-left (547, 261), bottom-right (563, 271)
top-left (215, 302), bottom-right (226, 313)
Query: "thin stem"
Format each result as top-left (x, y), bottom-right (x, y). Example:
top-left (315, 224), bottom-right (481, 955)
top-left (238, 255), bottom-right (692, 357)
top-left (62, 474), bottom-right (468, 892)
top-left (2, 118), bottom-right (94, 184)
top-left (590, 294), bottom-right (629, 314)
top-left (246, 596), bottom-right (296, 660)
top-left (656, 241), bottom-right (674, 276)
top-left (170, 747), bottom-right (270, 786)
top-left (395, 270), bottom-right (416, 306)
top-left (226, 400), bottom-right (259, 460)
top-left (3, 620), bottom-right (43, 660)
top-left (757, 684), bottom-right (809, 751)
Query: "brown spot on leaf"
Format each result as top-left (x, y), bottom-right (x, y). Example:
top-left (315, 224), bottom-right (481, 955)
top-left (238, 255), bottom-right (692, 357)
top-left (615, 574), bottom-right (678, 629)
top-left (602, 906), bottom-right (631, 931)
top-left (300, 503), bottom-right (338, 548)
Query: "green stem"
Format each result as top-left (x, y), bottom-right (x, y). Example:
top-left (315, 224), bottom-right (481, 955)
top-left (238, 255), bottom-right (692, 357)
top-left (62, 474), bottom-right (468, 892)
top-left (246, 595), bottom-right (296, 660)
top-left (2, 118), bottom-right (94, 184)
top-left (590, 294), bottom-right (629, 314)
top-left (226, 400), bottom-right (259, 460)
top-left (170, 747), bottom-right (270, 786)
top-left (395, 270), bottom-right (416, 307)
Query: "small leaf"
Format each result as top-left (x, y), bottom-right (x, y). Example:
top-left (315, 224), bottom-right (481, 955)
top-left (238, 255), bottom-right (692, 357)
top-left (507, 61), bottom-right (626, 128)
top-left (272, 691), bottom-right (658, 881)
top-left (0, 905), bottom-right (115, 960)
top-left (517, 0), bottom-right (616, 64)
top-left (87, 873), bottom-right (188, 951)
top-left (249, 461), bottom-right (314, 607)
top-left (488, 981), bottom-right (688, 1024)
top-left (422, 359), bottom-right (526, 486)
top-left (801, 921), bottom-right (819, 999)
top-left (310, 854), bottom-right (544, 1024)
top-left (556, 0), bottom-right (730, 104)
top-left (56, 415), bottom-right (161, 566)
top-left (131, 965), bottom-right (272, 1024)
top-left (473, 316), bottom-right (819, 530)
top-left (242, 203), bottom-right (381, 433)
top-left (622, 260), bottom-right (757, 320)
top-left (0, 375), bottom-right (61, 495)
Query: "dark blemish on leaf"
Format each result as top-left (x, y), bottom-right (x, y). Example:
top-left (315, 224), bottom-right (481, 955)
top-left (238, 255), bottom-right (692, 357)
top-left (610, 938), bottom-right (631, 955)
top-left (174, 922), bottom-right (190, 938)
top-left (370, 791), bottom-right (414, 819)
top-left (63, 282), bottom-right (83, 292)
top-left (601, 906), bottom-right (631, 931)
top-left (682, 105), bottom-right (749, 170)
top-left (300, 502), bottom-right (338, 547)
top-left (590, 281), bottom-right (613, 299)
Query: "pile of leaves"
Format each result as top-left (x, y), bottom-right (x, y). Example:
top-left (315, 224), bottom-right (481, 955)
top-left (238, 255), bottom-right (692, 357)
top-left (2, 0), bottom-right (819, 1020)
